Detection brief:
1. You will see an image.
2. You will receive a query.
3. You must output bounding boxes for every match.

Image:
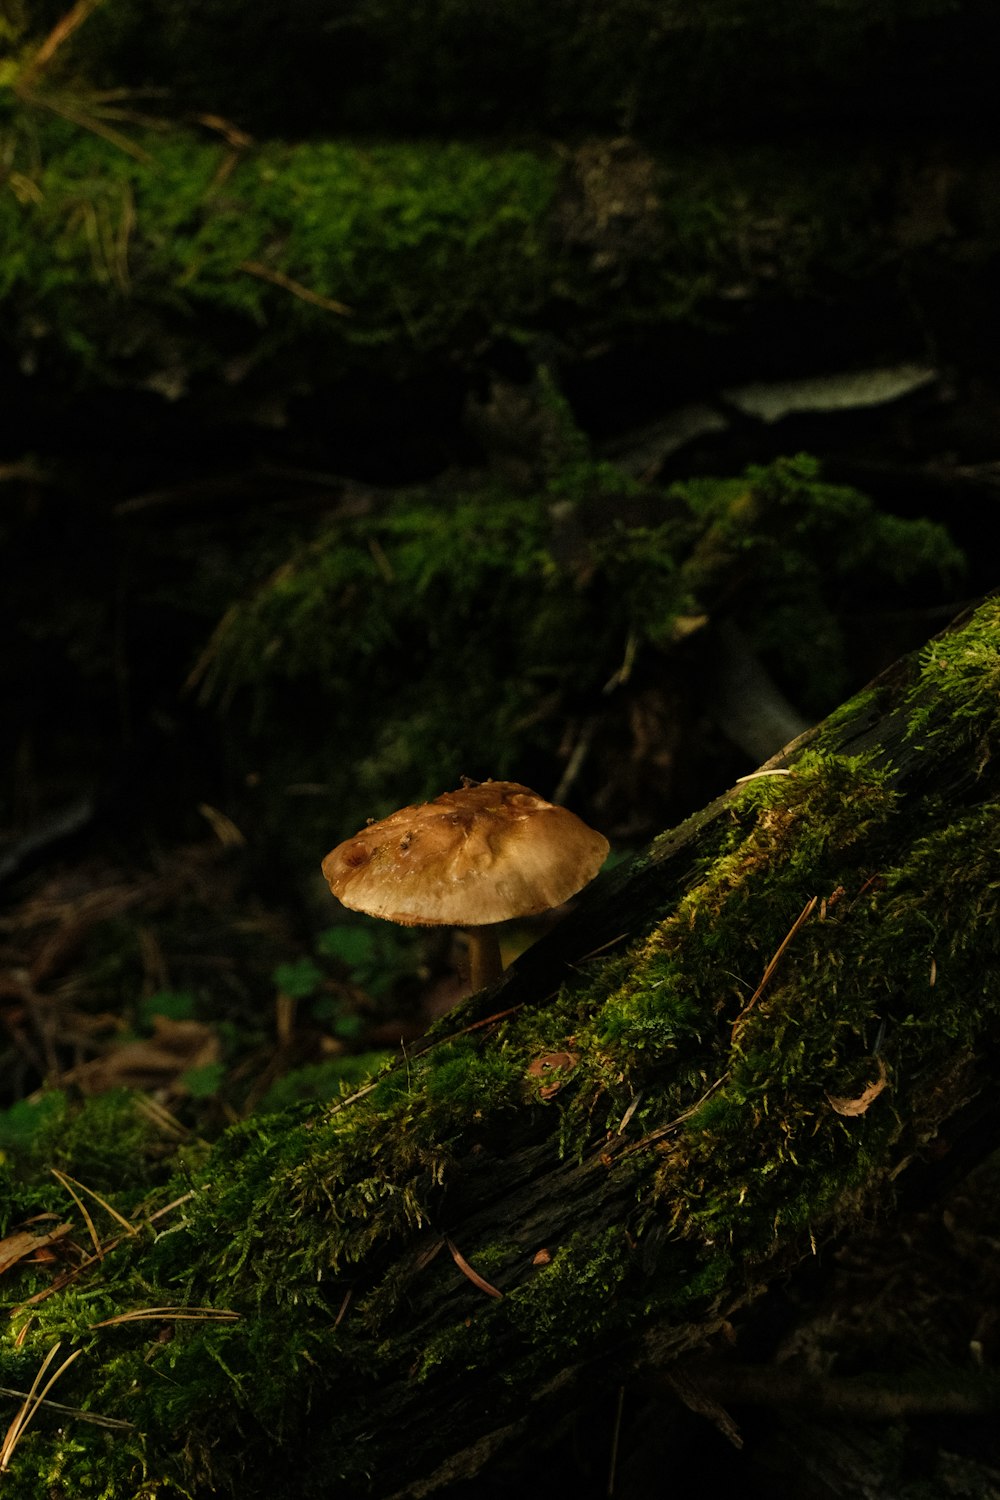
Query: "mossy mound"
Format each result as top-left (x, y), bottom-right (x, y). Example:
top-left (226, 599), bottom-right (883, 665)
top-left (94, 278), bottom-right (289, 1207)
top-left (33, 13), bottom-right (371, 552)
top-left (188, 452), bottom-right (960, 865)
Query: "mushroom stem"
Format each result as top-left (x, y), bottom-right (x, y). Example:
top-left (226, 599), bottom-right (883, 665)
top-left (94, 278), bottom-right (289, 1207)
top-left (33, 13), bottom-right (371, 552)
top-left (465, 926), bottom-right (503, 991)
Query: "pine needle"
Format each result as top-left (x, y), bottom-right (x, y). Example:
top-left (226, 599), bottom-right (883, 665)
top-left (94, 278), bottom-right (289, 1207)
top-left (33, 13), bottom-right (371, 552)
top-left (445, 1238), bottom-right (503, 1300)
top-left (51, 1168), bottom-right (138, 1258)
top-left (50, 1170), bottom-right (103, 1260)
top-left (19, 0), bottom-right (104, 83)
top-left (91, 1306), bottom-right (239, 1328)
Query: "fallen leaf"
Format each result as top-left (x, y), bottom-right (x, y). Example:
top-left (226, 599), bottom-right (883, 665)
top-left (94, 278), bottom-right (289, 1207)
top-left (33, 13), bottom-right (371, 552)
top-left (527, 1051), bottom-right (579, 1099)
top-left (828, 1058), bottom-right (889, 1117)
top-left (0, 1224), bottom-right (72, 1277)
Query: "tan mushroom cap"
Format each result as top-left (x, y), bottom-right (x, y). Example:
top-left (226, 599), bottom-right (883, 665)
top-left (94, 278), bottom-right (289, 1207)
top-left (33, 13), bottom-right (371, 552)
top-left (321, 780), bottom-right (609, 928)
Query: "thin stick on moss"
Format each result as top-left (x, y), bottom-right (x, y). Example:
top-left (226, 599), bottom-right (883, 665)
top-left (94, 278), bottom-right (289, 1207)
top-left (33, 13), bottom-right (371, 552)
top-left (0, 1385), bottom-right (132, 1431)
top-left (239, 261), bottom-right (353, 317)
top-left (446, 1238), bottom-right (503, 1300)
top-left (731, 894), bottom-right (818, 1039)
top-left (0, 1342), bottom-right (83, 1472)
top-left (50, 1169), bottom-right (104, 1260)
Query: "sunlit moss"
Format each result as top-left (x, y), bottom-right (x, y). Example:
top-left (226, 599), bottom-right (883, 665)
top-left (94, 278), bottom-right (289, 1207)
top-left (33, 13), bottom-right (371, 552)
top-left (904, 596), bottom-right (1000, 759)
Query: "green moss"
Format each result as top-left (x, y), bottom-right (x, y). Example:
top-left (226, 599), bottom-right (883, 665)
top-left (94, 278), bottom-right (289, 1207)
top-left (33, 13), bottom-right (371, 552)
top-left (655, 787), bottom-right (998, 1253)
top-left (414, 1225), bottom-right (635, 1385)
top-left (884, 803), bottom-right (1000, 989)
top-left (536, 729), bottom-right (998, 1267)
top-left (503, 1225), bottom-right (632, 1353)
top-left (598, 964), bottom-right (707, 1062)
top-left (2, 1089), bottom-right (187, 1200)
top-left (904, 596), bottom-right (1000, 758)
top-left (663, 1250), bottom-right (733, 1311)
top-left (256, 1053), bottom-right (393, 1113)
top-left (421, 1040), bottom-right (523, 1120)
top-left (414, 1310), bottom-right (498, 1383)
top-left (587, 752), bottom-right (898, 1088)
top-left (1, 106), bottom-right (559, 381)
top-left (672, 455), bottom-right (964, 712)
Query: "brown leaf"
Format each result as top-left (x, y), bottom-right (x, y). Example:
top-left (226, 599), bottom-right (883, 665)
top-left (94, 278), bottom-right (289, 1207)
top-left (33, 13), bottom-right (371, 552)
top-left (0, 1224), bottom-right (72, 1277)
top-left (527, 1050), bottom-right (579, 1099)
top-left (828, 1058), bottom-right (889, 1117)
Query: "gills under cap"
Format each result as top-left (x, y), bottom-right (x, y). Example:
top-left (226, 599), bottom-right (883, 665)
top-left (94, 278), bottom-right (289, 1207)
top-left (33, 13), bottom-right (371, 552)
top-left (322, 780), bottom-right (609, 928)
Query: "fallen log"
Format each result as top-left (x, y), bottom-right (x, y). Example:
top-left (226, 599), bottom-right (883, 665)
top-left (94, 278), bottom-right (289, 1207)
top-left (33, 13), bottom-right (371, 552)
top-left (2, 594), bottom-right (999, 1498)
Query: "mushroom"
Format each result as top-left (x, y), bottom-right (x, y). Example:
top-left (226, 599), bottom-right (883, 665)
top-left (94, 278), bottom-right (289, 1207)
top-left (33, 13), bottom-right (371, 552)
top-left (321, 779), bottom-right (610, 991)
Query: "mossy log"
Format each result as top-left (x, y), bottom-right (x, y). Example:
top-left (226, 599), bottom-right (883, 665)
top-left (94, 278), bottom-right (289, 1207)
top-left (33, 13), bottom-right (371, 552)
top-left (3, 86), bottom-right (1000, 405)
top-left (2, 597), bottom-right (1000, 1496)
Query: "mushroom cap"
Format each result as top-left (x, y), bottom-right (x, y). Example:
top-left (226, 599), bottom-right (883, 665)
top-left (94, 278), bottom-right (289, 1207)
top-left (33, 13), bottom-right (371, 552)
top-left (321, 780), bottom-right (609, 928)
